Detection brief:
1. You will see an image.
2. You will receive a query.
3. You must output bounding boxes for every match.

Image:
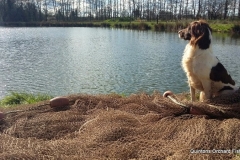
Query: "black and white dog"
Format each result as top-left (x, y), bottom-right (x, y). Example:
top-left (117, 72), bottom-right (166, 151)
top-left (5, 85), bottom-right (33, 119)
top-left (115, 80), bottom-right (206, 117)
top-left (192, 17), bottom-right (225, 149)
top-left (178, 20), bottom-right (238, 102)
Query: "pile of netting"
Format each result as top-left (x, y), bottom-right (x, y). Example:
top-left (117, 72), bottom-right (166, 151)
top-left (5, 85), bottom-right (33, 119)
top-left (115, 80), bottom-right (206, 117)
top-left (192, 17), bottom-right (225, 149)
top-left (0, 91), bottom-right (240, 159)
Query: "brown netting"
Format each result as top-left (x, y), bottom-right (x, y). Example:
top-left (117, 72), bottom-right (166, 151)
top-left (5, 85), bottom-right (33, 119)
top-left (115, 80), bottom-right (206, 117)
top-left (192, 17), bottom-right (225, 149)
top-left (0, 92), bottom-right (240, 159)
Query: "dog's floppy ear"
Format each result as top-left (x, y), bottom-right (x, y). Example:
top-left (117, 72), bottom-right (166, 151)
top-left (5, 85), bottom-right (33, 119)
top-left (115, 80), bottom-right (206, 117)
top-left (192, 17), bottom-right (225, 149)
top-left (190, 20), bottom-right (212, 49)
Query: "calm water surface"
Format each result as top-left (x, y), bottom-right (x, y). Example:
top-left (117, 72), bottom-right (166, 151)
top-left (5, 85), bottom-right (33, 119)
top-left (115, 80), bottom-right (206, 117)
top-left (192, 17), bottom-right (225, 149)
top-left (0, 27), bottom-right (240, 98)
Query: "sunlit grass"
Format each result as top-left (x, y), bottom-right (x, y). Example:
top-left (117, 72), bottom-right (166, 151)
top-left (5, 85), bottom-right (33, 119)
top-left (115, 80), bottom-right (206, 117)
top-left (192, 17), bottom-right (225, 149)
top-left (101, 19), bottom-right (238, 32)
top-left (210, 23), bottom-right (234, 32)
top-left (0, 92), bottom-right (53, 107)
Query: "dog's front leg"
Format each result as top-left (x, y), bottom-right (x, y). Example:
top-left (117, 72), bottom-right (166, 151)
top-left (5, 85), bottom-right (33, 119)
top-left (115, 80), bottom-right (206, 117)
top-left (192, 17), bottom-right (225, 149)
top-left (201, 81), bottom-right (212, 101)
top-left (199, 91), bottom-right (206, 102)
top-left (190, 86), bottom-right (196, 102)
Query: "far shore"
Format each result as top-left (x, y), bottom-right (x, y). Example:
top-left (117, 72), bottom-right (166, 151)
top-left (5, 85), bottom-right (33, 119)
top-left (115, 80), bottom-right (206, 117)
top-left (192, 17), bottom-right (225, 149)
top-left (1, 20), bottom-right (240, 34)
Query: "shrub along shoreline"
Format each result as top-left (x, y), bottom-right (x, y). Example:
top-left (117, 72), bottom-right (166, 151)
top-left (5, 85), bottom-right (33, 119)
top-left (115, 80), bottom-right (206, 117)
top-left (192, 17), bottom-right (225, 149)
top-left (1, 20), bottom-right (240, 33)
top-left (0, 92), bottom-right (53, 107)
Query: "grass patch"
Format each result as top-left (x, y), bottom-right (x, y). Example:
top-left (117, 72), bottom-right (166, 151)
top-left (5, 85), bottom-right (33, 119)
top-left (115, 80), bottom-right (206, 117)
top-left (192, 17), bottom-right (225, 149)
top-left (210, 23), bottom-right (234, 32)
top-left (0, 92), bottom-right (53, 106)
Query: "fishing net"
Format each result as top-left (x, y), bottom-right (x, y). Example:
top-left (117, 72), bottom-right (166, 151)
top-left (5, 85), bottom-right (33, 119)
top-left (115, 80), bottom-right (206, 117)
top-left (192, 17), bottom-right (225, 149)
top-left (0, 92), bottom-right (240, 159)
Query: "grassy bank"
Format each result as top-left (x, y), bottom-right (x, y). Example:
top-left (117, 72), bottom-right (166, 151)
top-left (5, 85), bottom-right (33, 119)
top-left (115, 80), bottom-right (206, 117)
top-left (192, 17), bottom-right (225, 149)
top-left (1, 19), bottom-right (240, 33)
top-left (0, 92), bottom-right (53, 107)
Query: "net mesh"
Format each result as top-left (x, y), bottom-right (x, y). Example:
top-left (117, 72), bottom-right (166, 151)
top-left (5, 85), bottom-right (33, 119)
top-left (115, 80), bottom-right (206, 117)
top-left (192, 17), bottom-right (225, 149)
top-left (0, 92), bottom-right (240, 159)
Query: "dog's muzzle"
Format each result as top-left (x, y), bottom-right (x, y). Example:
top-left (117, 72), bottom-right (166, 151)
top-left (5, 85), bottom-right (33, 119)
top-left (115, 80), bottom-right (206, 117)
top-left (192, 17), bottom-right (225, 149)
top-left (178, 29), bottom-right (191, 40)
top-left (178, 30), bottom-right (184, 39)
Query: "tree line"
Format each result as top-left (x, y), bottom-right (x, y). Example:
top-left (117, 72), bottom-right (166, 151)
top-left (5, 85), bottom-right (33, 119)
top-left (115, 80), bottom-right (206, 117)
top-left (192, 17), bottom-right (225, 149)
top-left (1, 0), bottom-right (240, 22)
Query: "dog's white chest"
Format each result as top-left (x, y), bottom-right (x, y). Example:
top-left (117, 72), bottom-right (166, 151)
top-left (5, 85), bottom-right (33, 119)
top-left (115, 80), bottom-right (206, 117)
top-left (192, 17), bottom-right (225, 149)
top-left (182, 44), bottom-right (199, 75)
top-left (182, 45), bottom-right (216, 74)
top-left (181, 44), bottom-right (217, 90)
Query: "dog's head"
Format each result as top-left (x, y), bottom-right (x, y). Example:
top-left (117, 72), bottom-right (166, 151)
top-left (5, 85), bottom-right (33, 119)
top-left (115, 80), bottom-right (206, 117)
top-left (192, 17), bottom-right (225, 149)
top-left (178, 20), bottom-right (212, 49)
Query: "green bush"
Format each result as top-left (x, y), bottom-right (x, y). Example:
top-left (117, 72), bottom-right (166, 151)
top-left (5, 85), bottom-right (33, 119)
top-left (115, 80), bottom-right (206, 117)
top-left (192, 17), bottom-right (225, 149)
top-left (0, 92), bottom-right (53, 106)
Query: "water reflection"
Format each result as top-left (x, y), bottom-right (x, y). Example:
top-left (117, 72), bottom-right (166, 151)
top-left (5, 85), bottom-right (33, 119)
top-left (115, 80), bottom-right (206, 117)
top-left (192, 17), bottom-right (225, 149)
top-left (213, 32), bottom-right (240, 45)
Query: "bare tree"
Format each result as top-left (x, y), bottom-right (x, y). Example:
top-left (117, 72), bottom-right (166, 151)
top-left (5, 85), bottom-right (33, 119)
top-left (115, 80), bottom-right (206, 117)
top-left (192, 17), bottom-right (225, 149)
top-left (2, 0), bottom-right (240, 22)
top-left (196, 0), bottom-right (201, 18)
top-left (238, 0), bottom-right (240, 18)
top-left (224, 0), bottom-right (229, 19)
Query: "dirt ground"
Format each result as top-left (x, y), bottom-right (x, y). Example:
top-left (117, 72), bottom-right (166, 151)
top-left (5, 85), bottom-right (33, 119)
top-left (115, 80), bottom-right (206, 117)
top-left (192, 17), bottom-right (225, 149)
top-left (0, 92), bottom-right (240, 160)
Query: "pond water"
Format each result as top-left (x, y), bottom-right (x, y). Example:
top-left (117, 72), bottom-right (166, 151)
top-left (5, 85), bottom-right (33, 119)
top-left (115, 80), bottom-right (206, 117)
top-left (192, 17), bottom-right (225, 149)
top-left (0, 27), bottom-right (240, 98)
